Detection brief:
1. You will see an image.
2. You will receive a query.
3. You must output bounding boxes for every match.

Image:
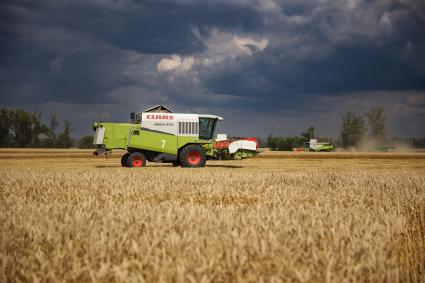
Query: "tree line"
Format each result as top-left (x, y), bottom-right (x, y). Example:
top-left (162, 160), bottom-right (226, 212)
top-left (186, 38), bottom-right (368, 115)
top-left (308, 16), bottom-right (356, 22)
top-left (267, 107), bottom-right (425, 150)
top-left (1, 106), bottom-right (423, 149)
top-left (0, 108), bottom-right (94, 148)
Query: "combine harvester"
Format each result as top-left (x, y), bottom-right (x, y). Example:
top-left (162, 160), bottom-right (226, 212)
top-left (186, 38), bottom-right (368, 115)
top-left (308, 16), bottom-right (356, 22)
top-left (92, 105), bottom-right (258, 167)
top-left (293, 139), bottom-right (334, 152)
top-left (305, 139), bottom-right (334, 152)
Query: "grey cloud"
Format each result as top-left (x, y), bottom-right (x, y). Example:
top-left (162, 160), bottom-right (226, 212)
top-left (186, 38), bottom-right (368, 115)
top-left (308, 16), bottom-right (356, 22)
top-left (1, 0), bottom-right (425, 137)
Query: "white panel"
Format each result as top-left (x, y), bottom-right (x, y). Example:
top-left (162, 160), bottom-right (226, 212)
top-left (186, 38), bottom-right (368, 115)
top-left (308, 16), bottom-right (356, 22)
top-left (228, 140), bottom-right (257, 154)
top-left (142, 113), bottom-right (178, 135)
top-left (174, 113), bottom-right (199, 136)
top-left (93, 127), bottom-right (105, 144)
top-left (216, 134), bottom-right (227, 141)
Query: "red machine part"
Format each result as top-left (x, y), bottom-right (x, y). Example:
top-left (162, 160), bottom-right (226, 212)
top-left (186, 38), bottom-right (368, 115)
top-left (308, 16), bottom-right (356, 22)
top-left (213, 137), bottom-right (259, 150)
top-left (213, 140), bottom-right (233, 150)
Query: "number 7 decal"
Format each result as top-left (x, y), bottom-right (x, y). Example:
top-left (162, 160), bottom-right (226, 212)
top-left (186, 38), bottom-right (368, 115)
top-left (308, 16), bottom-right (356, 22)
top-left (161, 139), bottom-right (166, 149)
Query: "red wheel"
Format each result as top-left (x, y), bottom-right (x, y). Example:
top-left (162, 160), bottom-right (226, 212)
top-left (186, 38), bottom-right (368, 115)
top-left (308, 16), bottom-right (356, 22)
top-left (126, 152), bottom-right (146, 167)
top-left (187, 151), bottom-right (201, 165)
top-left (132, 157), bottom-right (144, 167)
top-left (180, 145), bottom-right (206, 167)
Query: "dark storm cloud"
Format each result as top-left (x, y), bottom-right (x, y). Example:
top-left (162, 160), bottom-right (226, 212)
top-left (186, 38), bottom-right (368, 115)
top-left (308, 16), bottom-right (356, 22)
top-left (203, 0), bottom-right (425, 98)
top-left (2, 0), bottom-right (265, 54)
top-left (205, 44), bottom-right (425, 98)
top-left (0, 0), bottom-right (266, 105)
top-left (1, 0), bottom-right (425, 137)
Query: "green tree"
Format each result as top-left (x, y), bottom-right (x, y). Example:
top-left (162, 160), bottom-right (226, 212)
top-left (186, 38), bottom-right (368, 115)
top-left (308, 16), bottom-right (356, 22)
top-left (79, 136), bottom-right (94, 149)
top-left (11, 109), bottom-right (33, 147)
top-left (365, 107), bottom-right (386, 142)
top-left (57, 120), bottom-right (73, 148)
top-left (1, 108), bottom-right (50, 148)
top-left (280, 136), bottom-right (304, 151)
top-left (44, 114), bottom-right (59, 147)
top-left (267, 135), bottom-right (281, 151)
top-left (30, 111), bottom-right (48, 147)
top-left (340, 112), bottom-right (365, 148)
top-left (0, 108), bottom-right (13, 147)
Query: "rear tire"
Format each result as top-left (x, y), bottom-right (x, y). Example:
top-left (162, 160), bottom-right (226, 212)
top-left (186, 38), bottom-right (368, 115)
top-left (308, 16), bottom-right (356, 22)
top-left (121, 153), bottom-right (130, 167)
top-left (126, 152), bottom-right (146, 167)
top-left (180, 145), bottom-right (206, 168)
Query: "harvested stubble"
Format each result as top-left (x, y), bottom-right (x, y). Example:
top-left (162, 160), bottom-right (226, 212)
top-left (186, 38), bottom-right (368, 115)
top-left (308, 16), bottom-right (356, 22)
top-left (257, 151), bottom-right (425, 159)
top-left (0, 151), bottom-right (424, 282)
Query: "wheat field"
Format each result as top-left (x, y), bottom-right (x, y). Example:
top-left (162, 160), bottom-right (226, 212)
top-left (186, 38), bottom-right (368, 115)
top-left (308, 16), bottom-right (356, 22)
top-left (0, 149), bottom-right (424, 282)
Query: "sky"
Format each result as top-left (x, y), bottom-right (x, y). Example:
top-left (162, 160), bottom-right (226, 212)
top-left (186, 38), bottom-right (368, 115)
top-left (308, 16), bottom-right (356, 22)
top-left (1, 0), bottom-right (425, 138)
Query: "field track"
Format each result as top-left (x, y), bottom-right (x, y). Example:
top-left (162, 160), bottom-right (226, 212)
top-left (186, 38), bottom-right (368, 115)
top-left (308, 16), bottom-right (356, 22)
top-left (1, 149), bottom-right (424, 282)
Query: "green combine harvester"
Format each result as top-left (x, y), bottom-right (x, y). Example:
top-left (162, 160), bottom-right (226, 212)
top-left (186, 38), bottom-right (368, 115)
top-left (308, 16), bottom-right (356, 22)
top-left (93, 106), bottom-right (258, 167)
top-left (305, 139), bottom-right (334, 152)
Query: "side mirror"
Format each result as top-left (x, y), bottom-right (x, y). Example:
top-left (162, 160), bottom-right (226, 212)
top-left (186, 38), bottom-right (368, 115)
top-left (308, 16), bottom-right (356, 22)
top-left (130, 112), bottom-right (135, 121)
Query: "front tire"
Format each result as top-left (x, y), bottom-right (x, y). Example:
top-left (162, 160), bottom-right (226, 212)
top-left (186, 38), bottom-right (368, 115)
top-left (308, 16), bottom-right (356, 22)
top-left (121, 153), bottom-right (130, 167)
top-left (126, 152), bottom-right (146, 167)
top-left (180, 145), bottom-right (206, 168)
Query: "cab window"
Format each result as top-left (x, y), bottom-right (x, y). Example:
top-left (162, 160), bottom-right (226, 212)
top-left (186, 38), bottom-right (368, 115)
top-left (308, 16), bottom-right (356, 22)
top-left (199, 118), bottom-right (216, 140)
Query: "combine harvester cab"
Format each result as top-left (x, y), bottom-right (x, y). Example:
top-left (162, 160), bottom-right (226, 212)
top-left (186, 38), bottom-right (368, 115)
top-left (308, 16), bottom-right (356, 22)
top-left (92, 107), bottom-right (258, 167)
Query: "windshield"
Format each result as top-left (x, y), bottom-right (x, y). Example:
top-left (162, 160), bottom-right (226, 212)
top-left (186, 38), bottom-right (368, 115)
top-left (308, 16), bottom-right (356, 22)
top-left (199, 118), bottom-right (217, 140)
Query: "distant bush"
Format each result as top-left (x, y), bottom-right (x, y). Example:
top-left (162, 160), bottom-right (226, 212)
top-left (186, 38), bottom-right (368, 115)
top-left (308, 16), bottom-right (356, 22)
top-left (79, 136), bottom-right (95, 149)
